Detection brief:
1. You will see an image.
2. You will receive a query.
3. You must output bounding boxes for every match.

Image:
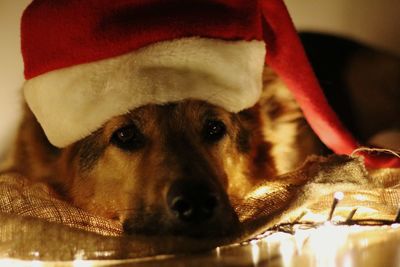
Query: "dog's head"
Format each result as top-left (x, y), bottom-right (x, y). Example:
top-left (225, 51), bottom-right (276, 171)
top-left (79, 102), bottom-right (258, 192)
top-left (58, 100), bottom-right (276, 237)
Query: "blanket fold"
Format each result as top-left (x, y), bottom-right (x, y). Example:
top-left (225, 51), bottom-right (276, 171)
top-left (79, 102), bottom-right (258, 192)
top-left (0, 155), bottom-right (399, 261)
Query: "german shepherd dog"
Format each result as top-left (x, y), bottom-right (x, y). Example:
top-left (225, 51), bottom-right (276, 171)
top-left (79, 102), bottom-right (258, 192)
top-left (1, 65), bottom-right (320, 237)
top-left (6, 32), bottom-right (396, 238)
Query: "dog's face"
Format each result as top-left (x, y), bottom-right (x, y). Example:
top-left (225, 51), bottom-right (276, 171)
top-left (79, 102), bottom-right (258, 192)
top-left (58, 100), bottom-right (276, 237)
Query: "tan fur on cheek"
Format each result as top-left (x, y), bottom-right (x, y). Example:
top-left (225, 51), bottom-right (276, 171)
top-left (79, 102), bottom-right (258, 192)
top-left (70, 147), bottom-right (142, 221)
top-left (224, 153), bottom-right (250, 198)
top-left (218, 138), bottom-right (251, 198)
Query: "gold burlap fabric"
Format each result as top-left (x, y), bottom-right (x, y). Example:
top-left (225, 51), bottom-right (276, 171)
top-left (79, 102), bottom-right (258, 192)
top-left (0, 155), bottom-right (399, 261)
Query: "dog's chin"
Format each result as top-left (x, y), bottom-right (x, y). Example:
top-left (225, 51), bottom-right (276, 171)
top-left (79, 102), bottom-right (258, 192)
top-left (122, 213), bottom-right (241, 238)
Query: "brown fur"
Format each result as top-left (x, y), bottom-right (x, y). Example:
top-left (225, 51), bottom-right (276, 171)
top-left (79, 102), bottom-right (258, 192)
top-left (1, 67), bottom-right (321, 236)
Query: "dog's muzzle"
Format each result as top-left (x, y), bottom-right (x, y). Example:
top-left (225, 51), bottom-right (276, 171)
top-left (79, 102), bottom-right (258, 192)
top-left (167, 179), bottom-right (219, 223)
top-left (122, 179), bottom-right (240, 237)
top-left (165, 179), bottom-right (240, 237)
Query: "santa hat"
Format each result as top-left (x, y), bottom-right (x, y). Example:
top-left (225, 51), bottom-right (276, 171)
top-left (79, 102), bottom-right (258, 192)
top-left (21, 0), bottom-right (399, 168)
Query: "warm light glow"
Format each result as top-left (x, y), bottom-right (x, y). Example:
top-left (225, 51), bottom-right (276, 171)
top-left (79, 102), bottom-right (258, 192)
top-left (279, 239), bottom-right (296, 267)
top-left (31, 260), bottom-right (43, 267)
top-left (93, 251), bottom-right (115, 258)
top-left (0, 259), bottom-right (43, 267)
top-left (246, 185), bottom-right (274, 199)
top-left (334, 191), bottom-right (344, 201)
top-left (0, 259), bottom-right (24, 267)
top-left (72, 259), bottom-right (94, 267)
top-left (391, 223), bottom-right (400, 229)
top-left (250, 240), bottom-right (260, 266)
top-left (342, 253), bottom-right (353, 267)
top-left (264, 232), bottom-right (292, 243)
top-left (215, 247), bottom-right (221, 259)
top-left (258, 223), bottom-right (395, 267)
top-left (353, 194), bottom-right (367, 201)
top-left (302, 212), bottom-right (327, 223)
top-left (29, 251), bottom-right (40, 258)
top-left (292, 227), bottom-right (309, 251)
top-left (308, 223), bottom-right (348, 267)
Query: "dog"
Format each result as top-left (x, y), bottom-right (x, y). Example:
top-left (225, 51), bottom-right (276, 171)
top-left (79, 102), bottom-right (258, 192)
top-left (4, 32), bottom-right (397, 238)
top-left (0, 64), bottom-right (321, 237)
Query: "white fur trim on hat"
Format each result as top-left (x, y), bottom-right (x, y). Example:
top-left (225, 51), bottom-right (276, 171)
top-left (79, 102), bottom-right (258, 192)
top-left (24, 37), bottom-right (266, 147)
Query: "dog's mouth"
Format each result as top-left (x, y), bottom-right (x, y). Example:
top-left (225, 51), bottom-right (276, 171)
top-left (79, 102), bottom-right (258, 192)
top-left (121, 180), bottom-right (241, 238)
top-left (122, 209), bottom-right (241, 238)
top-left (122, 214), bottom-right (241, 238)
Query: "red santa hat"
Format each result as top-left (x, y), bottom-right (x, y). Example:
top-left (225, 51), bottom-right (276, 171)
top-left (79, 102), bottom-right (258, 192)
top-left (21, 0), bottom-right (399, 168)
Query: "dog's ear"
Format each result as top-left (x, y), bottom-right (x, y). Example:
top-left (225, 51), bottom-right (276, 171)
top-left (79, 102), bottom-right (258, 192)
top-left (236, 105), bottom-right (277, 180)
top-left (2, 104), bottom-right (60, 177)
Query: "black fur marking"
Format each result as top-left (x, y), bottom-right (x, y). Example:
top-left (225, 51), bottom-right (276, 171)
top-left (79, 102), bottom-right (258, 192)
top-left (236, 127), bottom-right (251, 153)
top-left (253, 143), bottom-right (272, 166)
top-left (78, 129), bottom-right (106, 172)
top-left (266, 97), bottom-right (286, 120)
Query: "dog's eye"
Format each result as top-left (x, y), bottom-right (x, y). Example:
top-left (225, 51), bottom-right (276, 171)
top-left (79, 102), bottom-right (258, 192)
top-left (111, 125), bottom-right (146, 151)
top-left (202, 119), bottom-right (227, 143)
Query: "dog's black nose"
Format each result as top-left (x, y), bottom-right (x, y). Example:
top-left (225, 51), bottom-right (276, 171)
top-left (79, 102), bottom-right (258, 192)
top-left (167, 179), bottom-right (219, 223)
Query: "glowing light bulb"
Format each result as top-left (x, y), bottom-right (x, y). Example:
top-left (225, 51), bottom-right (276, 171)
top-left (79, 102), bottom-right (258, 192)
top-left (250, 240), bottom-right (260, 266)
top-left (334, 191), bottom-right (344, 201)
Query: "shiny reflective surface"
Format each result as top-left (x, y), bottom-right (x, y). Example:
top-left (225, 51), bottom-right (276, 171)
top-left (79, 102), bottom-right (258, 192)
top-left (1, 224), bottom-right (400, 267)
top-left (118, 224), bottom-right (400, 267)
top-left (0, 156), bottom-right (399, 266)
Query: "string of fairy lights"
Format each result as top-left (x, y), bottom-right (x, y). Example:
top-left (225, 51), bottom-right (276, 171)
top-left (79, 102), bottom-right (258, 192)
top-left (248, 191), bottom-right (400, 239)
